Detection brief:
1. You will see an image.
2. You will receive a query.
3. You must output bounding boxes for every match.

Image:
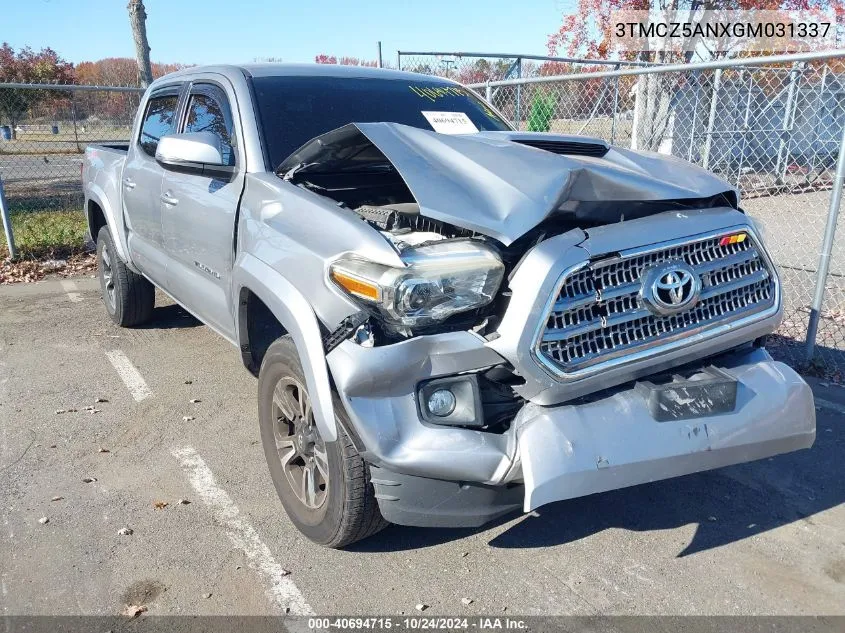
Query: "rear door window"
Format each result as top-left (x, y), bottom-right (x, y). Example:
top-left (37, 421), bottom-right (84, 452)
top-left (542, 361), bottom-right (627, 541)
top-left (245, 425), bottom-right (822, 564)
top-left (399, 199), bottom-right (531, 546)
top-left (138, 93), bottom-right (179, 157)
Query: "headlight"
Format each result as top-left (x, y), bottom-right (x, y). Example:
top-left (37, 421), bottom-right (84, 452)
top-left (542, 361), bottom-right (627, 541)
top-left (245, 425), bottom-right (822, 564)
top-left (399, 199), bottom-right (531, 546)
top-left (329, 239), bottom-right (504, 329)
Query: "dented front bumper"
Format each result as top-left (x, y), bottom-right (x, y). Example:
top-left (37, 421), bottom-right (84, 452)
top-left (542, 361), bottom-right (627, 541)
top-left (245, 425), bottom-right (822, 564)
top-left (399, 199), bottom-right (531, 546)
top-left (328, 332), bottom-right (815, 527)
top-left (514, 347), bottom-right (815, 512)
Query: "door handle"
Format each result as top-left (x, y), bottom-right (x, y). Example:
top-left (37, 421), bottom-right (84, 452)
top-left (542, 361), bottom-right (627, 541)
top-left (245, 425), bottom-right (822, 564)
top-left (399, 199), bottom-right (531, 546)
top-left (123, 177), bottom-right (136, 190)
top-left (161, 191), bottom-right (179, 206)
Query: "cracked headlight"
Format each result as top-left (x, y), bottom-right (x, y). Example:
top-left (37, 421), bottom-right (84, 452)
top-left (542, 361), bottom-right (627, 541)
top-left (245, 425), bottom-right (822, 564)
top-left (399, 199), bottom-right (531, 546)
top-left (329, 239), bottom-right (504, 329)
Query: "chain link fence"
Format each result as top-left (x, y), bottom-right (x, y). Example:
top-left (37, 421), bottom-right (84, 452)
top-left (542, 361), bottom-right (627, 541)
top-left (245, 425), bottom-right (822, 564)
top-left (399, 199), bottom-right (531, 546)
top-left (0, 84), bottom-right (142, 258)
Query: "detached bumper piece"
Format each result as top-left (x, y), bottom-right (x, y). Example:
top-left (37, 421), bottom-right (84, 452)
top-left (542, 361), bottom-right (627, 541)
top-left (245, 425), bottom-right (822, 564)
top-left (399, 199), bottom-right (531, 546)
top-left (518, 349), bottom-right (815, 512)
top-left (370, 465), bottom-right (523, 528)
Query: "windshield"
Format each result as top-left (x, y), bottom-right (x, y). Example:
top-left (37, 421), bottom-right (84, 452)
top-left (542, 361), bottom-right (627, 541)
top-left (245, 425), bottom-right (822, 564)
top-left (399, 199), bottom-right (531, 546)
top-left (252, 75), bottom-right (511, 170)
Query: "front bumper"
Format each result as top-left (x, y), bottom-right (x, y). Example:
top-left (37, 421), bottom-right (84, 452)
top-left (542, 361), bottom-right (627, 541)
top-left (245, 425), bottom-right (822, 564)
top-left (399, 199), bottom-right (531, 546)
top-left (329, 337), bottom-right (814, 526)
top-left (514, 348), bottom-right (815, 512)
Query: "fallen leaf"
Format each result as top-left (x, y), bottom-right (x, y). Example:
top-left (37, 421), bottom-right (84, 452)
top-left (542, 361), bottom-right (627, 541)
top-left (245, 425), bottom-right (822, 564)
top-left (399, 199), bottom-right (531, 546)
top-left (153, 501), bottom-right (168, 510)
top-left (122, 604), bottom-right (147, 618)
top-left (117, 527), bottom-right (133, 536)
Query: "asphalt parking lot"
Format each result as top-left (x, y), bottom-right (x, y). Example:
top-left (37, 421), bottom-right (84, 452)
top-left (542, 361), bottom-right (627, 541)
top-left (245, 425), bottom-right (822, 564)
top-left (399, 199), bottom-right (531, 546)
top-left (1, 276), bottom-right (844, 617)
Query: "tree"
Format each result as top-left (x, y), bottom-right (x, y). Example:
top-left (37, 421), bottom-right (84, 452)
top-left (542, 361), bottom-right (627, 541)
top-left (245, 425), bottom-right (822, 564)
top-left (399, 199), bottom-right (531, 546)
top-left (0, 43), bottom-right (74, 138)
top-left (547, 0), bottom-right (845, 150)
top-left (74, 58), bottom-right (186, 122)
top-left (127, 0), bottom-right (153, 88)
top-left (527, 92), bottom-right (556, 132)
top-left (315, 54), bottom-right (379, 67)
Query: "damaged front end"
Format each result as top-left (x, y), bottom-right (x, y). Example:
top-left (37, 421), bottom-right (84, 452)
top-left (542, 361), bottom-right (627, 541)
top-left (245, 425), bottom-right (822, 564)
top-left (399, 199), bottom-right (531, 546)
top-left (281, 121), bottom-right (741, 342)
top-left (277, 122), bottom-right (814, 527)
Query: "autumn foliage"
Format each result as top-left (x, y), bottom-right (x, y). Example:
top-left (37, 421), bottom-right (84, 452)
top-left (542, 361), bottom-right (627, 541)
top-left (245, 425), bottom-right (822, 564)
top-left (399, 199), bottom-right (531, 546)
top-left (0, 43), bottom-right (189, 131)
top-left (315, 54), bottom-right (378, 67)
top-left (547, 0), bottom-right (845, 62)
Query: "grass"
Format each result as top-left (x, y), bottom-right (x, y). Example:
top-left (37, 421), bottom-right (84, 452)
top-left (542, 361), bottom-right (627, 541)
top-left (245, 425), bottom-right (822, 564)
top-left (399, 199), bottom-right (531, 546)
top-left (1, 208), bottom-right (88, 260)
top-left (0, 125), bottom-right (132, 155)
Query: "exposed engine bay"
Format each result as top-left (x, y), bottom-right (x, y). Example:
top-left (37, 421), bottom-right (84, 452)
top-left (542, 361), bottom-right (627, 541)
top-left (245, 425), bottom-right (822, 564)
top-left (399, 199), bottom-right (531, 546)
top-left (280, 122), bottom-right (740, 261)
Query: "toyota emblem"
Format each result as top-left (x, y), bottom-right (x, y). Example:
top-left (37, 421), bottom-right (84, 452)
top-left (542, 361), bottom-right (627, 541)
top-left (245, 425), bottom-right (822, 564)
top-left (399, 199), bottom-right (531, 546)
top-left (641, 261), bottom-right (701, 315)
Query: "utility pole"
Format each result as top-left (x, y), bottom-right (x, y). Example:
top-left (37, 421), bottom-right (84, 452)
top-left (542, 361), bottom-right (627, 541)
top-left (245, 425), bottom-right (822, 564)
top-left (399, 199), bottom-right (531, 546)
top-left (127, 0), bottom-right (153, 88)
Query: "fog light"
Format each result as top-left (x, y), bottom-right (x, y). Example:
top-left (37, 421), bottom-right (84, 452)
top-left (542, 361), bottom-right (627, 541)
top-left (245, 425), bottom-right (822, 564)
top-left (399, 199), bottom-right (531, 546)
top-left (427, 389), bottom-right (456, 417)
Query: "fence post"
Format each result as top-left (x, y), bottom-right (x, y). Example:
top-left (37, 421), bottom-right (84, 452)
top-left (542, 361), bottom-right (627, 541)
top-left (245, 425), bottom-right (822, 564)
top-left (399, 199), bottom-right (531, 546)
top-left (515, 57), bottom-right (522, 130)
top-left (688, 71), bottom-right (702, 162)
top-left (808, 65), bottom-right (829, 179)
top-left (610, 64), bottom-right (620, 145)
top-left (702, 68), bottom-right (722, 170)
top-left (0, 176), bottom-right (16, 260)
top-left (485, 81), bottom-right (491, 103)
top-left (735, 70), bottom-right (754, 186)
top-left (71, 91), bottom-right (81, 153)
top-left (775, 63), bottom-right (802, 185)
top-left (804, 117), bottom-right (845, 361)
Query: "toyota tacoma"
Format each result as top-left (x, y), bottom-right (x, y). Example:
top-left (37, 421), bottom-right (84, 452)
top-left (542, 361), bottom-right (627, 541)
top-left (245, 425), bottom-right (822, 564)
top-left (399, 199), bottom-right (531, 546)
top-left (82, 64), bottom-right (815, 547)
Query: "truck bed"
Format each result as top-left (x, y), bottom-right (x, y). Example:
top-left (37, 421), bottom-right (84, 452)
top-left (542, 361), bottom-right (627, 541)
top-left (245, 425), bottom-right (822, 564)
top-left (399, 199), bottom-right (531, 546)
top-left (88, 142), bottom-right (129, 153)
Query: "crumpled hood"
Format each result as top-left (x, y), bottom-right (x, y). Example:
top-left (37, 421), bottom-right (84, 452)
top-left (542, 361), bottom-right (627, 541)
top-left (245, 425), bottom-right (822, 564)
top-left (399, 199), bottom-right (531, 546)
top-left (278, 122), bottom-right (737, 246)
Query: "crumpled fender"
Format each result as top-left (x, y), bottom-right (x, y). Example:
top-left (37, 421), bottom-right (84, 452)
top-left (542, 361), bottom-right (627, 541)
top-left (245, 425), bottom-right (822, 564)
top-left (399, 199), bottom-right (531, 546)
top-left (233, 252), bottom-right (337, 442)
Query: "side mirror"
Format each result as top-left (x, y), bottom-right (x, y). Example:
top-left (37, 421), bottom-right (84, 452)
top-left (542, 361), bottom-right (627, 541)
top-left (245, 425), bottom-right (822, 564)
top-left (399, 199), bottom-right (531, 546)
top-left (155, 132), bottom-right (232, 174)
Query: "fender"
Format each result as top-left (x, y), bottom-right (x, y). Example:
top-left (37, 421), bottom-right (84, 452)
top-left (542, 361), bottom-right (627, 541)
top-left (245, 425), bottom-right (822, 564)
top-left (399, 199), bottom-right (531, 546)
top-left (85, 182), bottom-right (134, 268)
top-left (233, 252), bottom-right (337, 442)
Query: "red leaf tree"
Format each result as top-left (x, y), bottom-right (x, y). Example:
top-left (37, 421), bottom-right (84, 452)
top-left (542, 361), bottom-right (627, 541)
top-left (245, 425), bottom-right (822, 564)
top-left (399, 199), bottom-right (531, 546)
top-left (546, 1), bottom-right (845, 150)
top-left (0, 43), bottom-right (74, 138)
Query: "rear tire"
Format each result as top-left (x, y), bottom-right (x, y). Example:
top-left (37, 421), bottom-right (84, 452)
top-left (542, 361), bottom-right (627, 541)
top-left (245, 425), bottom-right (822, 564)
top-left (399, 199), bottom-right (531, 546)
top-left (258, 336), bottom-right (388, 548)
top-left (96, 226), bottom-right (154, 327)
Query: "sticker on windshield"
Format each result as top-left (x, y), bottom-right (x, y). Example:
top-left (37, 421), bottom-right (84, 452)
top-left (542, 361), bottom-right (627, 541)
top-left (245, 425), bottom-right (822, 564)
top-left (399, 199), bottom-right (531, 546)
top-left (421, 111), bottom-right (479, 135)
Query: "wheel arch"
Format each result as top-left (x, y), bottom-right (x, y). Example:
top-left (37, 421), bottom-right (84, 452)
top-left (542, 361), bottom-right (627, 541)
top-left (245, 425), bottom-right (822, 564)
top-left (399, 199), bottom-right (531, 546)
top-left (84, 184), bottom-right (132, 264)
top-left (233, 253), bottom-right (337, 442)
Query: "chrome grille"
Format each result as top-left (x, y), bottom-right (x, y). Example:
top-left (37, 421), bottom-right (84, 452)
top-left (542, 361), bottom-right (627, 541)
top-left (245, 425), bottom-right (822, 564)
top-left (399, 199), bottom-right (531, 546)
top-left (536, 230), bottom-right (778, 376)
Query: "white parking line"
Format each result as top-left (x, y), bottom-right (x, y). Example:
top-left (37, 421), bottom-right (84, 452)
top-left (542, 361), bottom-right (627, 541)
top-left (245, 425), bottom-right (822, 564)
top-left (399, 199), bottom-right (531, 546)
top-left (105, 350), bottom-right (152, 402)
top-left (171, 446), bottom-right (314, 616)
top-left (59, 279), bottom-right (83, 303)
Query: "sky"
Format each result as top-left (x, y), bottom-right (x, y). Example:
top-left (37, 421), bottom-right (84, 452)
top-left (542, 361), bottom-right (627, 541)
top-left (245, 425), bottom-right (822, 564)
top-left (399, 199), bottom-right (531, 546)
top-left (2, 0), bottom-right (571, 66)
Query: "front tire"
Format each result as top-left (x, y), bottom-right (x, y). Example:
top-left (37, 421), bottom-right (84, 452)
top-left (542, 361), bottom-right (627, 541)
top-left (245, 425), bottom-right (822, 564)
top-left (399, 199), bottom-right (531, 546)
top-left (96, 226), bottom-right (154, 327)
top-left (258, 336), bottom-right (388, 548)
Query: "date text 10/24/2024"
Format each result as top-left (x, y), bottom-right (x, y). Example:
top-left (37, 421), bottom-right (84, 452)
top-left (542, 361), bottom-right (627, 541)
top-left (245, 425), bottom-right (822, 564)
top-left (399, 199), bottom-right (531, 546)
top-left (307, 617), bottom-right (528, 630)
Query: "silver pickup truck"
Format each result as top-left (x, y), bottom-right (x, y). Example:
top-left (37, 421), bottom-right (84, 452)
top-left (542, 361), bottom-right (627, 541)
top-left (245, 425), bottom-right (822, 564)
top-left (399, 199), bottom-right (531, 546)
top-left (83, 63), bottom-right (815, 548)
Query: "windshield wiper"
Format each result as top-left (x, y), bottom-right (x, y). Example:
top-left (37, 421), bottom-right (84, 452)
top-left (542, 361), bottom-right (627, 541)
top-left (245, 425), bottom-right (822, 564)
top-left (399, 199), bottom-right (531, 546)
top-left (282, 161), bottom-right (394, 180)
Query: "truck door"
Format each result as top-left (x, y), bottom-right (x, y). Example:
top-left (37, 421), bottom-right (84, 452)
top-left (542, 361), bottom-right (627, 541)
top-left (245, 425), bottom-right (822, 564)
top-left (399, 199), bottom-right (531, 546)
top-left (161, 80), bottom-right (244, 340)
top-left (122, 85), bottom-right (183, 285)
